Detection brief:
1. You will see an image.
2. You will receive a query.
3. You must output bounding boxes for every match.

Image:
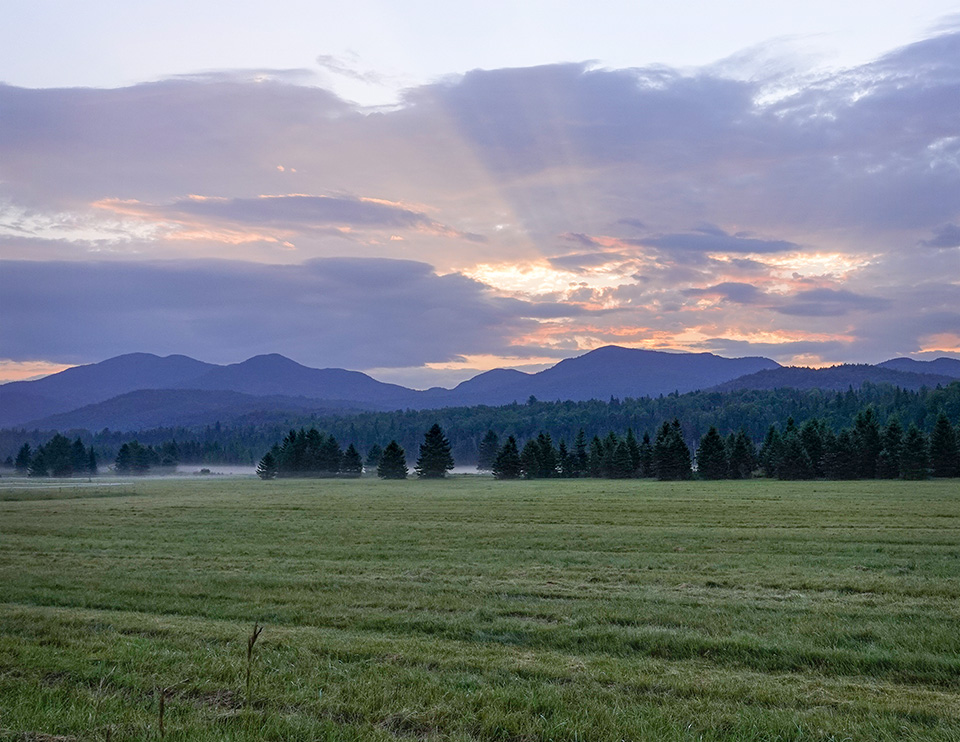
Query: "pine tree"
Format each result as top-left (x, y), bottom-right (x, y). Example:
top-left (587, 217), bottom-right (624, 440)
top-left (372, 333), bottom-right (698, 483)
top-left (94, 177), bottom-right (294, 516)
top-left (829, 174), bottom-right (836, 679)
top-left (729, 429), bottom-right (755, 479)
top-left (115, 443), bottom-right (133, 474)
top-left (477, 430), bottom-right (500, 472)
top-left (365, 444), bottom-right (383, 469)
top-left (520, 439), bottom-right (542, 479)
top-left (71, 438), bottom-right (88, 473)
top-left (492, 436), bottom-right (522, 480)
top-left (759, 426), bottom-right (782, 477)
top-left (573, 429), bottom-right (588, 477)
top-left (415, 424), bottom-right (454, 479)
top-left (14, 443), bottom-right (32, 474)
top-left (536, 432), bottom-right (557, 478)
top-left (625, 428), bottom-right (641, 475)
top-left (318, 435), bottom-right (342, 474)
top-left (607, 440), bottom-right (634, 479)
top-left (256, 451), bottom-right (279, 480)
top-left (87, 447), bottom-right (98, 475)
top-left (696, 427), bottom-right (728, 479)
top-left (28, 447), bottom-right (48, 477)
top-left (639, 432), bottom-right (654, 478)
top-left (777, 431), bottom-right (813, 480)
top-left (822, 429), bottom-right (857, 479)
top-left (557, 439), bottom-right (573, 478)
top-left (853, 407), bottom-right (882, 479)
top-left (44, 434), bottom-right (74, 477)
top-left (901, 424), bottom-right (929, 480)
top-left (341, 444), bottom-right (364, 477)
top-left (800, 419), bottom-right (825, 478)
top-left (928, 412), bottom-right (959, 477)
top-left (377, 440), bottom-right (408, 479)
top-left (878, 417), bottom-right (903, 479)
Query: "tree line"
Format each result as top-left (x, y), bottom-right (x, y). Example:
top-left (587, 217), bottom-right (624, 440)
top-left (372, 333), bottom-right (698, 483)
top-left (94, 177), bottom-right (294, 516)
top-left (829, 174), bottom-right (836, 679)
top-left (11, 435), bottom-right (97, 477)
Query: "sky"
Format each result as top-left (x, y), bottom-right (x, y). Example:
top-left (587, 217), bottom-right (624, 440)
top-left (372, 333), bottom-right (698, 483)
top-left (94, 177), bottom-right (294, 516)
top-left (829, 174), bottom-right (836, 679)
top-left (1, 2), bottom-right (959, 388)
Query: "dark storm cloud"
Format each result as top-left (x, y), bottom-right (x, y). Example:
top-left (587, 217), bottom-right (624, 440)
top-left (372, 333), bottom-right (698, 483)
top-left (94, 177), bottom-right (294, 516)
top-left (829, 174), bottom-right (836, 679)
top-left (0, 258), bottom-right (583, 368)
top-left (919, 223), bottom-right (960, 249)
top-left (775, 288), bottom-right (891, 317)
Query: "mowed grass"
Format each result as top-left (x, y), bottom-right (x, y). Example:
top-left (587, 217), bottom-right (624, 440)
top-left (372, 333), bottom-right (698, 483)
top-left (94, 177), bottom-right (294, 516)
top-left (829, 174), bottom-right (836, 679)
top-left (1, 477), bottom-right (958, 741)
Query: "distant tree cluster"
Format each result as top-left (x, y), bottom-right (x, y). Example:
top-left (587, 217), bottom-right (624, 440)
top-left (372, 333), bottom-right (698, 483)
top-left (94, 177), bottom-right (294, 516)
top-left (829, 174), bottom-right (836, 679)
top-left (257, 424), bottom-right (456, 481)
top-left (487, 421), bottom-right (695, 481)
top-left (115, 440), bottom-right (180, 475)
top-left (755, 410), bottom-right (959, 481)
top-left (12, 435), bottom-right (97, 477)
top-left (256, 429), bottom-right (362, 479)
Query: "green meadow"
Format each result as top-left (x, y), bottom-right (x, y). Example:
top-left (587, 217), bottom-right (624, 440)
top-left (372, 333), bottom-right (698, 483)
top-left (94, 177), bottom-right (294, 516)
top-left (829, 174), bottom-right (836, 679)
top-left (1, 476), bottom-right (958, 741)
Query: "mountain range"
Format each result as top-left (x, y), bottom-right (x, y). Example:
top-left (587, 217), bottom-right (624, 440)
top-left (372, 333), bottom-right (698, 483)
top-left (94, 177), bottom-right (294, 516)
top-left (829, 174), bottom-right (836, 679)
top-left (1, 347), bottom-right (958, 431)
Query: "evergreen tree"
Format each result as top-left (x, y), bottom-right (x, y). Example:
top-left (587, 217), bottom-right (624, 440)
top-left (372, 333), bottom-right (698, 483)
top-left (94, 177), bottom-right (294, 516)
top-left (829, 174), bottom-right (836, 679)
top-left (520, 439), bottom-right (542, 479)
top-left (415, 424), bottom-right (454, 479)
top-left (365, 443), bottom-right (383, 469)
top-left (822, 429), bottom-right (857, 479)
top-left (901, 424), bottom-right (929, 480)
top-left (44, 434), bottom-right (74, 477)
top-left (377, 440), bottom-right (408, 479)
top-left (115, 443), bottom-right (133, 474)
top-left (28, 447), bottom-right (48, 477)
top-left (318, 435), bottom-right (342, 474)
top-left (607, 440), bottom-right (634, 478)
top-left (557, 439), bottom-right (574, 478)
top-left (536, 432), bottom-right (558, 478)
top-left (587, 435), bottom-right (604, 477)
top-left (777, 431), bottom-right (814, 480)
top-left (492, 436), bottom-right (522, 480)
top-left (159, 440), bottom-right (181, 469)
top-left (87, 447), bottom-right (98, 475)
top-left (639, 432), bottom-right (654, 478)
top-left (759, 426), bottom-right (782, 476)
top-left (625, 429), bottom-right (641, 475)
top-left (853, 407), bottom-right (882, 479)
top-left (729, 429), bottom-right (755, 479)
top-left (573, 429), bottom-right (588, 477)
top-left (696, 427), bottom-right (728, 479)
top-left (71, 438), bottom-right (88, 473)
top-left (341, 444), bottom-right (364, 477)
top-left (654, 420), bottom-right (692, 480)
top-left (14, 442), bottom-right (32, 475)
top-left (928, 412), bottom-right (959, 477)
top-left (878, 417), bottom-right (904, 479)
top-left (799, 419), bottom-right (825, 478)
top-left (256, 451), bottom-right (278, 480)
top-left (477, 430), bottom-right (500, 472)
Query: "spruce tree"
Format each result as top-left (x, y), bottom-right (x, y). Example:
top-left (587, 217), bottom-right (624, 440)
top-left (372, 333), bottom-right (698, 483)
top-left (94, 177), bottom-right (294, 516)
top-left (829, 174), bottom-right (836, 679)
top-left (44, 434), bottom-right (74, 477)
top-left (365, 444), bottom-right (383, 469)
top-left (341, 444), bottom-right (364, 477)
top-left (536, 432), bottom-right (557, 478)
top-left (28, 447), bottom-right (48, 477)
top-left (696, 427), bottom-right (728, 479)
top-left (520, 439), bottom-right (542, 479)
top-left (477, 430), bottom-right (500, 472)
top-left (878, 417), bottom-right (903, 479)
top-left (853, 407), bottom-right (882, 479)
top-left (492, 436), bottom-right (522, 480)
top-left (573, 429), bottom-right (589, 477)
top-left (822, 429), bottom-right (857, 479)
top-left (377, 440), bottom-right (408, 479)
top-left (256, 451), bottom-right (279, 480)
top-left (777, 431), bottom-right (814, 480)
top-left (928, 412), bottom-right (959, 477)
top-left (625, 428), bottom-right (641, 475)
top-left (901, 424), bottom-right (929, 480)
top-left (729, 429), bottom-right (755, 479)
top-left (639, 432), bottom-right (654, 478)
top-left (415, 424), bottom-right (454, 479)
top-left (557, 439), bottom-right (573, 478)
top-left (607, 440), bottom-right (634, 478)
top-left (14, 443), bottom-right (32, 475)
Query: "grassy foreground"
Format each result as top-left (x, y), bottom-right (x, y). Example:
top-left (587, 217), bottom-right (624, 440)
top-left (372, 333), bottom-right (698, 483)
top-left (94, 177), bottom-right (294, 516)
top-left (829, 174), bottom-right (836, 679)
top-left (1, 477), bottom-right (958, 741)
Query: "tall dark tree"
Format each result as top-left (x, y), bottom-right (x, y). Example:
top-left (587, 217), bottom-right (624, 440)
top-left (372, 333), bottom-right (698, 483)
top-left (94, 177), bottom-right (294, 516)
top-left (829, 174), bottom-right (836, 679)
top-left (853, 407), bottom-right (882, 479)
top-left (822, 429), bottom-right (857, 479)
top-left (341, 444), bottom-right (364, 477)
top-left (14, 442), bottom-right (32, 475)
top-left (492, 436), bottom-right (522, 480)
top-left (607, 440), bottom-right (634, 479)
top-left (799, 419), bottom-right (826, 478)
top-left (415, 424), bottom-right (454, 479)
top-left (318, 435), bottom-right (343, 474)
top-left (377, 440), bottom-right (408, 479)
top-left (520, 439), bottom-right (542, 479)
top-left (256, 451), bottom-right (279, 480)
top-left (878, 417), bottom-right (904, 479)
top-left (777, 431), bottom-right (814, 480)
top-left (625, 428), bottom-right (641, 475)
top-left (557, 439), bottom-right (574, 478)
top-left (900, 424), bottom-right (929, 480)
top-left (28, 447), bottom-right (48, 477)
top-left (44, 434), bottom-right (74, 477)
top-left (573, 429), bottom-right (589, 477)
top-left (365, 443), bottom-right (383, 469)
top-left (654, 420), bottom-right (692, 480)
top-left (928, 412), bottom-right (959, 478)
top-left (87, 447), bottom-right (98, 475)
top-left (759, 426), bottom-right (782, 476)
top-left (476, 430), bottom-right (500, 472)
top-left (536, 432), bottom-right (558, 478)
top-left (639, 432), bottom-right (654, 478)
top-left (71, 438), bottom-right (88, 473)
top-left (696, 427), bottom-right (728, 479)
top-left (728, 429), bottom-right (755, 479)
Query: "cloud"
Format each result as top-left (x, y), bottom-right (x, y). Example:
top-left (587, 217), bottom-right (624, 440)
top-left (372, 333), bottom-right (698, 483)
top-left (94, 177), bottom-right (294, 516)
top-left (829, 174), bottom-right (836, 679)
top-left (919, 223), bottom-right (960, 249)
top-left (0, 258), bottom-right (585, 368)
top-left (683, 282), bottom-right (767, 304)
top-left (640, 228), bottom-right (799, 254)
top-left (775, 288), bottom-right (891, 317)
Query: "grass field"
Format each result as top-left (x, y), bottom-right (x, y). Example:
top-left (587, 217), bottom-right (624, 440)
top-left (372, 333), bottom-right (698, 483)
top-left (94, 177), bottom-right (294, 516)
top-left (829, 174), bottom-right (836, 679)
top-left (1, 476), bottom-right (958, 741)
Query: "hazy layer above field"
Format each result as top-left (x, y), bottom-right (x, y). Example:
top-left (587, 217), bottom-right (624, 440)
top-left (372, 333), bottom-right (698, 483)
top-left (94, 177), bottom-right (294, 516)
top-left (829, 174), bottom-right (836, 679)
top-left (1, 478), bottom-right (959, 740)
